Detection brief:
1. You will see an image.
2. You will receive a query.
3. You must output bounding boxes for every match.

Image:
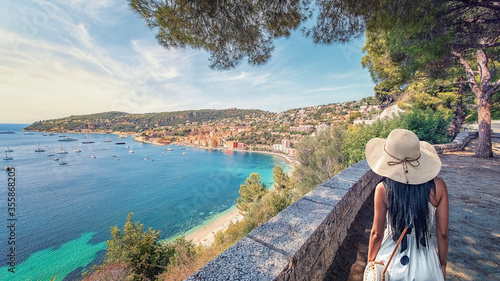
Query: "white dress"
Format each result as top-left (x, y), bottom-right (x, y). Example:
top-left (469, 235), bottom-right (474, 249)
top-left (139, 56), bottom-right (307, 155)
top-left (375, 203), bottom-right (444, 281)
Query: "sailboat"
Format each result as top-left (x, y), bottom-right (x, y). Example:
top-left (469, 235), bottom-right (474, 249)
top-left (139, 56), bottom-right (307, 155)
top-left (5, 146), bottom-right (13, 152)
top-left (47, 149), bottom-right (55, 157)
top-left (73, 142), bottom-right (81, 152)
top-left (57, 143), bottom-right (68, 154)
top-left (82, 135), bottom-right (95, 144)
top-left (3, 152), bottom-right (13, 160)
top-left (104, 136), bottom-right (112, 142)
top-left (35, 142), bottom-right (45, 152)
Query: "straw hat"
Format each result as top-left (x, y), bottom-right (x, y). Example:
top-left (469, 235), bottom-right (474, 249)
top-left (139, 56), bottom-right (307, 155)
top-left (365, 129), bottom-right (441, 184)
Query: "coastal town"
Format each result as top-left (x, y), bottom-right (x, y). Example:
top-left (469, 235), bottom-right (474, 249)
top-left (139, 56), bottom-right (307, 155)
top-left (26, 98), bottom-right (386, 160)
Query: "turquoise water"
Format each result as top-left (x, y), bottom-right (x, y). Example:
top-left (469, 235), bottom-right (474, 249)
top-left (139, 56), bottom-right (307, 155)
top-left (0, 124), bottom-right (288, 280)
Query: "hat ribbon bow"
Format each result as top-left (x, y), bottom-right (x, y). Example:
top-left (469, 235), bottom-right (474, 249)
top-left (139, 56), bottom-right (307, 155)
top-left (384, 145), bottom-right (421, 184)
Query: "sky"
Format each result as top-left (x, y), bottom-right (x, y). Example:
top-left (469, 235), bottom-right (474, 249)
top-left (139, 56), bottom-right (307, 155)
top-left (0, 0), bottom-right (375, 124)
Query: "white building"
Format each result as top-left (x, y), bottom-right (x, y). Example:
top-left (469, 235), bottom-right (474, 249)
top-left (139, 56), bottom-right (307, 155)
top-left (316, 124), bottom-right (329, 133)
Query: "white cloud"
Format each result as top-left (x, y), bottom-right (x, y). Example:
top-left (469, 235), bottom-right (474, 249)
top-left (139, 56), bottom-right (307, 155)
top-left (202, 71), bottom-right (271, 86)
top-left (130, 40), bottom-right (182, 80)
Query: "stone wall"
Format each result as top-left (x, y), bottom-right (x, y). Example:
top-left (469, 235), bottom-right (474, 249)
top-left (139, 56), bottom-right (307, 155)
top-left (432, 131), bottom-right (477, 154)
top-left (186, 160), bottom-right (383, 281)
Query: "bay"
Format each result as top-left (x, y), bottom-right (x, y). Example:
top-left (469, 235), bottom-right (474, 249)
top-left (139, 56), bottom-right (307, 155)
top-left (0, 123), bottom-right (288, 280)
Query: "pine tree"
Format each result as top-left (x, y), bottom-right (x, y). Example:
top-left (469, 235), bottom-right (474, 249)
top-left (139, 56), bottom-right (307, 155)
top-left (272, 165), bottom-right (291, 190)
top-left (104, 213), bottom-right (172, 280)
top-left (236, 173), bottom-right (268, 212)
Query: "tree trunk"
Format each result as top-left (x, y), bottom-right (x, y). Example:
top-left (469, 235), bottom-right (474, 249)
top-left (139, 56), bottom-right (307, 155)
top-left (451, 76), bottom-right (465, 138)
top-left (477, 96), bottom-right (493, 157)
top-left (454, 48), bottom-right (494, 158)
top-left (475, 47), bottom-right (493, 158)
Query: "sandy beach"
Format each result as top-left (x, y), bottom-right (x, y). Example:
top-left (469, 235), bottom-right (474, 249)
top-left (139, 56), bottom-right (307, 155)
top-left (183, 206), bottom-right (244, 247)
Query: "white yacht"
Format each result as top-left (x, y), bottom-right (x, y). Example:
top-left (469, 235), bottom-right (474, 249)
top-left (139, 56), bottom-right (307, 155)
top-left (59, 137), bottom-right (78, 142)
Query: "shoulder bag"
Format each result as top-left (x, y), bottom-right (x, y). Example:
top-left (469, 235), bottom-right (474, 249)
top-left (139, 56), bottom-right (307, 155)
top-left (363, 227), bottom-right (408, 281)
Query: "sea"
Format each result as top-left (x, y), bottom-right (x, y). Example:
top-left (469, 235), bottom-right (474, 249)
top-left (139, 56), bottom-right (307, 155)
top-left (0, 123), bottom-right (288, 281)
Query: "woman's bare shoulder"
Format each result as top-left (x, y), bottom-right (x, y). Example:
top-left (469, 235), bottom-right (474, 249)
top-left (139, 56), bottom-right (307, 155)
top-left (431, 176), bottom-right (448, 206)
top-left (434, 176), bottom-right (445, 186)
top-left (374, 181), bottom-right (386, 203)
top-left (434, 177), bottom-right (448, 192)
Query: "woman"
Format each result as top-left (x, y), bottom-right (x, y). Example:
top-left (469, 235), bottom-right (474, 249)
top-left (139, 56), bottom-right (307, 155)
top-left (365, 129), bottom-right (449, 280)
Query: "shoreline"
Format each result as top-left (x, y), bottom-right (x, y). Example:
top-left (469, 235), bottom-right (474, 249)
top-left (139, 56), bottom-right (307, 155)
top-left (171, 206), bottom-right (243, 247)
top-left (171, 143), bottom-right (296, 164)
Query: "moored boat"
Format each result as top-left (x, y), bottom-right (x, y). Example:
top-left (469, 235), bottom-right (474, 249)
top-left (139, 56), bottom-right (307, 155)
top-left (35, 142), bottom-right (45, 152)
top-left (3, 152), bottom-right (13, 160)
top-left (59, 137), bottom-right (78, 142)
top-left (82, 135), bottom-right (95, 144)
top-left (57, 143), bottom-right (68, 154)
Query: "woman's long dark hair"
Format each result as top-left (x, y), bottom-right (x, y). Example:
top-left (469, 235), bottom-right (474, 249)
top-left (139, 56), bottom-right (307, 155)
top-left (384, 178), bottom-right (436, 248)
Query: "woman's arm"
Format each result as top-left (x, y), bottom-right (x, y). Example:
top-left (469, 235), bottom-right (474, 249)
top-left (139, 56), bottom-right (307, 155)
top-left (368, 182), bottom-right (387, 262)
top-left (434, 177), bottom-right (449, 279)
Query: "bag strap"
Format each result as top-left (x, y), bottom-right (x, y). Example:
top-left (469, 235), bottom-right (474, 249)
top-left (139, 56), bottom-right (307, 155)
top-left (383, 227), bottom-right (408, 275)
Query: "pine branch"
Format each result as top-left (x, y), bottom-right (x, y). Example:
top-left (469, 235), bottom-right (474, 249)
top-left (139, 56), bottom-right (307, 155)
top-left (451, 50), bottom-right (480, 95)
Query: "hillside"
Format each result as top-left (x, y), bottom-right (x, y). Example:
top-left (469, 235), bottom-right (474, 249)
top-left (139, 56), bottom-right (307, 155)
top-left (25, 108), bottom-right (268, 133)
